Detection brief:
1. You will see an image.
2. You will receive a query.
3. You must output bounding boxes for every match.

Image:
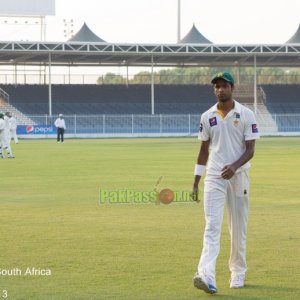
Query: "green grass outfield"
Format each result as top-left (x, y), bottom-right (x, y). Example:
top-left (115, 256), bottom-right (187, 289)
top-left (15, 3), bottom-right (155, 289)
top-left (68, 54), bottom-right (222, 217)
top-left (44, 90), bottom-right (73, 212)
top-left (1, 137), bottom-right (300, 299)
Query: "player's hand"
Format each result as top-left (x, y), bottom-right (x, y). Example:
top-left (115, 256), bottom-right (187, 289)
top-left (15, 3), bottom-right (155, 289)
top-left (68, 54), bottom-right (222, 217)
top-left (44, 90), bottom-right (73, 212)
top-left (221, 164), bottom-right (237, 180)
top-left (191, 185), bottom-right (200, 202)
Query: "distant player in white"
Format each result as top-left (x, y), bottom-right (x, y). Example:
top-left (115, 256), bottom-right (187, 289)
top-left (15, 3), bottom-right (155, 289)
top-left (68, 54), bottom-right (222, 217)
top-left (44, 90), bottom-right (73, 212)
top-left (192, 72), bottom-right (259, 294)
top-left (0, 113), bottom-right (14, 158)
top-left (54, 114), bottom-right (66, 143)
top-left (6, 112), bottom-right (19, 144)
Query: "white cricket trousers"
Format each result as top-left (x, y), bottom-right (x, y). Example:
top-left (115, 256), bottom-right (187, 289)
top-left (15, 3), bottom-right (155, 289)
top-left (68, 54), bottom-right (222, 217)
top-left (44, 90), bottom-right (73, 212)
top-left (0, 130), bottom-right (13, 157)
top-left (10, 129), bottom-right (18, 143)
top-left (197, 170), bottom-right (249, 285)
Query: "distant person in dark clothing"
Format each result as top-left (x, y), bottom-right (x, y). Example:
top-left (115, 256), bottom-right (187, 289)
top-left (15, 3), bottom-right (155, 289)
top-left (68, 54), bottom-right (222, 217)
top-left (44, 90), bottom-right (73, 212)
top-left (54, 114), bottom-right (66, 143)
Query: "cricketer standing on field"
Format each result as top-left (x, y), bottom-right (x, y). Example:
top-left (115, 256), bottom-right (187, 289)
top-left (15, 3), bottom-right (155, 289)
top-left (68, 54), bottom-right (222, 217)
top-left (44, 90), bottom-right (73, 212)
top-left (0, 113), bottom-right (14, 158)
top-left (6, 112), bottom-right (19, 144)
top-left (192, 72), bottom-right (259, 294)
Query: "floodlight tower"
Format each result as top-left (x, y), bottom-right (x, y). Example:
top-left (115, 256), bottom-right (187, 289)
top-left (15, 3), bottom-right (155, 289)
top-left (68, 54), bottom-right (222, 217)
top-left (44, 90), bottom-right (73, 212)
top-left (63, 19), bottom-right (74, 40)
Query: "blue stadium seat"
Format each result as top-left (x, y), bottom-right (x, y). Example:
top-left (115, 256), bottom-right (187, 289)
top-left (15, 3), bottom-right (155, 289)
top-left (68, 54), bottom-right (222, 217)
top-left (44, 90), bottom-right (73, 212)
top-left (0, 84), bottom-right (215, 115)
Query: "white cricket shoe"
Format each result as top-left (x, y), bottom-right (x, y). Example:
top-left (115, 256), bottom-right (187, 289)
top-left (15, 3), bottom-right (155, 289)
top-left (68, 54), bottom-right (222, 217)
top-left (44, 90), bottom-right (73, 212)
top-left (230, 274), bottom-right (245, 288)
top-left (193, 273), bottom-right (218, 294)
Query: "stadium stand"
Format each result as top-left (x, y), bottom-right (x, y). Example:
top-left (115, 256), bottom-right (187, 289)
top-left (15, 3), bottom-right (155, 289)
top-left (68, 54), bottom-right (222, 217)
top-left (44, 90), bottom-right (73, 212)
top-left (261, 84), bottom-right (300, 132)
top-left (0, 83), bottom-right (273, 115)
top-left (1, 83), bottom-right (299, 133)
top-left (261, 85), bottom-right (300, 114)
top-left (0, 88), bottom-right (35, 125)
top-left (0, 84), bottom-right (215, 115)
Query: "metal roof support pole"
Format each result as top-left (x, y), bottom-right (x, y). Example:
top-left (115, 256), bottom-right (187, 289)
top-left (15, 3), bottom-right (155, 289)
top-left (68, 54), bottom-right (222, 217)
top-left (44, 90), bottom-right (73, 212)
top-left (40, 16), bottom-right (46, 41)
top-left (48, 52), bottom-right (52, 116)
top-left (13, 63), bottom-right (17, 86)
top-left (253, 54), bottom-right (257, 114)
top-left (151, 55), bottom-right (155, 115)
top-left (68, 63), bottom-right (71, 84)
top-left (126, 65), bottom-right (129, 87)
top-left (177, 0), bottom-right (181, 43)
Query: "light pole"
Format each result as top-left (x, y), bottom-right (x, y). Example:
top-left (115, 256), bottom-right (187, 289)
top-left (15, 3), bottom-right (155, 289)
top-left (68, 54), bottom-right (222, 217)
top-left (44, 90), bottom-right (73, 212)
top-left (177, 0), bottom-right (181, 43)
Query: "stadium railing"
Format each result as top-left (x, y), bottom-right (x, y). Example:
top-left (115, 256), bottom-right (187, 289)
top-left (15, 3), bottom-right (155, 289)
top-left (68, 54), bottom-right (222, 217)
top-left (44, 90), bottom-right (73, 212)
top-left (23, 113), bottom-right (300, 138)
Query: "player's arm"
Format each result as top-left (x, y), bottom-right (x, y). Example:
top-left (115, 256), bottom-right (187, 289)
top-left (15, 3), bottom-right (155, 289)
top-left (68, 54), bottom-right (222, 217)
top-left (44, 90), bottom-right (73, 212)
top-left (221, 139), bottom-right (256, 180)
top-left (193, 140), bottom-right (210, 191)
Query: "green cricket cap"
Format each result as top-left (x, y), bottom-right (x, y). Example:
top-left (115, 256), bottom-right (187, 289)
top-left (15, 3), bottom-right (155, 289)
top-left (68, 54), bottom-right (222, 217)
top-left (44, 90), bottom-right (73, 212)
top-left (211, 71), bottom-right (234, 84)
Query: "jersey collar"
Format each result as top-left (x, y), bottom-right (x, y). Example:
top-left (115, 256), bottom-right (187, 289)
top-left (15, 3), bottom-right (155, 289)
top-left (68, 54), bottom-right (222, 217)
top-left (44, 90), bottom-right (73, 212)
top-left (209, 100), bottom-right (242, 115)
